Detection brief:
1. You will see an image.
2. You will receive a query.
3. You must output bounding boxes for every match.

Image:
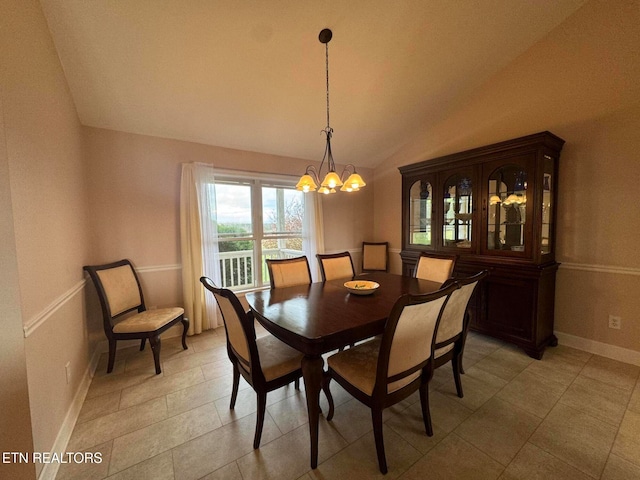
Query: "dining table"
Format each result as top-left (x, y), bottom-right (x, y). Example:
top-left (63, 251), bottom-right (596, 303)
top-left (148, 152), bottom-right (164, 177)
top-left (245, 271), bottom-right (443, 469)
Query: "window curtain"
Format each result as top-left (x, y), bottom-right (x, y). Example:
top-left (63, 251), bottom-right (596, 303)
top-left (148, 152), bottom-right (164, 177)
top-left (180, 163), bottom-right (222, 334)
top-left (303, 193), bottom-right (324, 282)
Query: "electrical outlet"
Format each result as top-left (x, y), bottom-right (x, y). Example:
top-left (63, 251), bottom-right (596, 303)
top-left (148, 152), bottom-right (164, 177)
top-left (608, 315), bottom-right (622, 330)
top-left (65, 362), bottom-right (71, 384)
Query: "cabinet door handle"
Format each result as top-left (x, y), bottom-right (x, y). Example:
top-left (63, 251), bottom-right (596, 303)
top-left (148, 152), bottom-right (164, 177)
top-left (482, 198), bottom-right (487, 211)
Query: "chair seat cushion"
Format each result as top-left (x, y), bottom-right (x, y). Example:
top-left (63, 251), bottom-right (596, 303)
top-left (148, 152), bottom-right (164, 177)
top-left (113, 307), bottom-right (184, 333)
top-left (256, 334), bottom-right (303, 381)
top-left (328, 337), bottom-right (421, 396)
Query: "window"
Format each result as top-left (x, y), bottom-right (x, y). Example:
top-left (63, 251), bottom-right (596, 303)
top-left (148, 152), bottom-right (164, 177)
top-left (213, 175), bottom-right (306, 290)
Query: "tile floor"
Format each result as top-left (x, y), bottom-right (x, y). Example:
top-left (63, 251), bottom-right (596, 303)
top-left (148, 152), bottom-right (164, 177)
top-left (56, 327), bottom-right (640, 480)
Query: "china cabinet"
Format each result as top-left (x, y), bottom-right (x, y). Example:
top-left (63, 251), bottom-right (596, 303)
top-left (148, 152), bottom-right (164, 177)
top-left (399, 132), bottom-right (564, 359)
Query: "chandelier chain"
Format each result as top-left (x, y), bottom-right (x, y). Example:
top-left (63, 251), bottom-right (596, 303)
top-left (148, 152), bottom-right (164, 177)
top-left (325, 42), bottom-right (330, 130)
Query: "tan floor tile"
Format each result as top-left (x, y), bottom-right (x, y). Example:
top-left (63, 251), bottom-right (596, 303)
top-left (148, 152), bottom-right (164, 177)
top-left (106, 451), bottom-right (174, 480)
top-left (171, 412), bottom-right (281, 480)
top-left (611, 409), bottom-right (640, 467)
top-left (580, 355), bottom-right (640, 392)
top-left (546, 344), bottom-right (592, 365)
top-left (189, 333), bottom-right (227, 353)
top-left (267, 389), bottom-right (311, 434)
top-left (123, 338), bottom-right (192, 373)
top-left (323, 397), bottom-right (373, 443)
top-left (161, 348), bottom-right (228, 377)
top-left (77, 391), bottom-right (121, 424)
top-left (464, 334), bottom-right (505, 357)
top-left (200, 358), bottom-right (235, 381)
top-left (628, 380), bottom-right (640, 414)
top-left (236, 420), bottom-right (349, 480)
top-left (601, 453), bottom-right (640, 480)
top-left (473, 346), bottom-right (534, 382)
top-left (55, 441), bottom-right (112, 480)
top-left (559, 375), bottom-right (631, 426)
top-left (436, 366), bottom-right (508, 411)
top-left (214, 381), bottom-right (299, 425)
top-left (454, 397), bottom-right (541, 466)
top-left (498, 442), bottom-right (592, 480)
top-left (87, 367), bottom-right (160, 400)
top-left (311, 427), bottom-right (422, 479)
top-left (496, 369), bottom-right (567, 418)
top-left (67, 397), bottom-right (168, 451)
top-left (108, 402), bottom-right (222, 475)
top-left (399, 433), bottom-right (504, 480)
top-left (523, 349), bottom-right (584, 387)
top-left (166, 372), bottom-right (250, 417)
top-left (200, 461), bottom-right (243, 480)
top-left (119, 366), bottom-right (204, 409)
top-left (529, 403), bottom-right (618, 478)
top-left (385, 389), bottom-right (472, 455)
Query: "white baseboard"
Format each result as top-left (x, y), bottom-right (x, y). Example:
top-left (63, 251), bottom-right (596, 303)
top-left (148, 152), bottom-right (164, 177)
top-left (555, 331), bottom-right (640, 367)
top-left (38, 347), bottom-right (101, 480)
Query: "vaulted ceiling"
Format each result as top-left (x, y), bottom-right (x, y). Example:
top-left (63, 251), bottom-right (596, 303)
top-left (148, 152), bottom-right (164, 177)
top-left (40, 0), bottom-right (587, 168)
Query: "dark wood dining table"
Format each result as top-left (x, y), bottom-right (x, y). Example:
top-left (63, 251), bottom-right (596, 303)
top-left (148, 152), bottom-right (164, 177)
top-left (245, 271), bottom-right (443, 469)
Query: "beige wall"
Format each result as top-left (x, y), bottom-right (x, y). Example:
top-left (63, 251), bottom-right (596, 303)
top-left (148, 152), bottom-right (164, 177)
top-left (373, 0), bottom-right (640, 354)
top-left (0, 66), bottom-right (37, 480)
top-left (83, 126), bottom-right (374, 305)
top-left (1, 0), bottom-right (98, 476)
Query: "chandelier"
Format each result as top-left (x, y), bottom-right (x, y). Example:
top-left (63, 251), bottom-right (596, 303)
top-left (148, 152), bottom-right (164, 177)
top-left (296, 29), bottom-right (366, 194)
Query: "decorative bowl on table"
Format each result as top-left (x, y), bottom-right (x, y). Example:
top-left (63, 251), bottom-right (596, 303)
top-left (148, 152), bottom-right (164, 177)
top-left (344, 280), bottom-right (380, 296)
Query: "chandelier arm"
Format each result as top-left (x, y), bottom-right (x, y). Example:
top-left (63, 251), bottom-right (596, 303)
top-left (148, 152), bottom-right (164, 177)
top-left (305, 165), bottom-right (321, 184)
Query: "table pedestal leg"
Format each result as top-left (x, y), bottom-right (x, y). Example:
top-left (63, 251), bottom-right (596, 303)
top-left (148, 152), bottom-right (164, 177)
top-left (301, 355), bottom-right (324, 469)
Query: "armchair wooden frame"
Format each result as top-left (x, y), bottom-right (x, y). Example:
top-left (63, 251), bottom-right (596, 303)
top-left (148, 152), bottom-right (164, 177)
top-left (84, 259), bottom-right (188, 375)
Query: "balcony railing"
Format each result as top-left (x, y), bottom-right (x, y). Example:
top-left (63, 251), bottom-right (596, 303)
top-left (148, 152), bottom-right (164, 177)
top-left (219, 248), bottom-right (303, 289)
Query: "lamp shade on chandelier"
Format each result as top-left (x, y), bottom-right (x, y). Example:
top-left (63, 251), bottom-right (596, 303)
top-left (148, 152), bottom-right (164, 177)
top-left (296, 29), bottom-right (366, 195)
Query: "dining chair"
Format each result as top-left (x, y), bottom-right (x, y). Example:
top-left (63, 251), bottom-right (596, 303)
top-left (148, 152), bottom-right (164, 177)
top-left (362, 241), bottom-right (389, 272)
top-left (324, 282), bottom-right (459, 474)
top-left (265, 256), bottom-right (312, 288)
top-left (84, 259), bottom-right (189, 374)
top-left (414, 252), bottom-right (457, 285)
top-left (316, 251), bottom-right (356, 281)
top-left (434, 270), bottom-right (488, 397)
top-left (200, 276), bottom-right (304, 449)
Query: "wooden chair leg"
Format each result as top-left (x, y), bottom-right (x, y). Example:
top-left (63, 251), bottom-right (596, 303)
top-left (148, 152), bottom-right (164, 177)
top-left (140, 338), bottom-right (146, 351)
top-left (294, 378), bottom-right (300, 390)
top-left (230, 363), bottom-right (240, 409)
top-left (322, 373), bottom-right (335, 421)
top-left (419, 382), bottom-right (434, 436)
top-left (372, 407), bottom-right (388, 474)
top-left (149, 335), bottom-right (162, 375)
top-left (107, 339), bottom-right (117, 373)
top-left (452, 356), bottom-right (464, 398)
top-left (181, 317), bottom-right (189, 350)
top-left (253, 391), bottom-right (267, 449)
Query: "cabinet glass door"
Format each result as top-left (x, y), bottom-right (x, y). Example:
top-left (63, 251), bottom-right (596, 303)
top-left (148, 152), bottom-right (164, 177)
top-left (541, 155), bottom-right (554, 254)
top-left (409, 180), bottom-right (432, 246)
top-left (487, 165), bottom-right (528, 252)
top-left (443, 174), bottom-right (472, 249)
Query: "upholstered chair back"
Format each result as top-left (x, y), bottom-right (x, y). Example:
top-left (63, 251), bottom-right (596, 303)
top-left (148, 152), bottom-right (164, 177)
top-left (414, 255), bottom-right (456, 284)
top-left (435, 281), bottom-right (478, 344)
top-left (211, 289), bottom-right (251, 372)
top-left (384, 294), bottom-right (449, 393)
top-left (267, 256), bottom-right (312, 288)
top-left (362, 242), bottom-right (389, 272)
top-left (96, 264), bottom-right (142, 316)
top-left (317, 252), bottom-right (355, 281)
